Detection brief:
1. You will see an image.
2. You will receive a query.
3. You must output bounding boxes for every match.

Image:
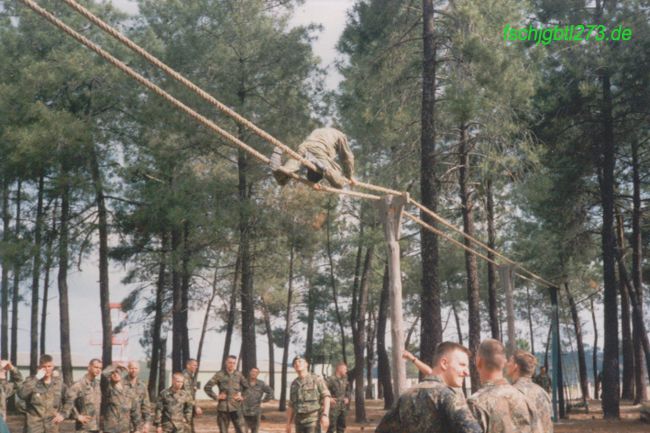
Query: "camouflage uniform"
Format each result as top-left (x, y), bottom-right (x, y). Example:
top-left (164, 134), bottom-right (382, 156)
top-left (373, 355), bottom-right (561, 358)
top-left (514, 377), bottom-right (553, 433)
top-left (204, 370), bottom-right (248, 433)
top-left (242, 379), bottom-right (273, 433)
top-left (62, 374), bottom-right (101, 432)
top-left (0, 366), bottom-right (23, 420)
top-left (532, 372), bottom-right (551, 394)
top-left (289, 373), bottom-right (330, 433)
top-left (18, 375), bottom-right (66, 433)
top-left (467, 378), bottom-right (534, 433)
top-left (181, 369), bottom-right (199, 430)
top-left (154, 386), bottom-right (193, 433)
top-left (124, 377), bottom-right (152, 432)
top-left (375, 375), bottom-right (482, 433)
top-left (101, 367), bottom-right (141, 433)
top-left (273, 128), bottom-right (354, 188)
top-left (325, 375), bottom-right (350, 433)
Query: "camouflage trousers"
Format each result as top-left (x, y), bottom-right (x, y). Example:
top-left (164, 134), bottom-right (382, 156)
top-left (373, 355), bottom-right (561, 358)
top-left (326, 408), bottom-right (346, 433)
top-left (294, 422), bottom-right (321, 433)
top-left (217, 410), bottom-right (244, 433)
top-left (243, 414), bottom-right (261, 433)
top-left (273, 145), bottom-right (349, 189)
top-left (24, 415), bottom-right (60, 433)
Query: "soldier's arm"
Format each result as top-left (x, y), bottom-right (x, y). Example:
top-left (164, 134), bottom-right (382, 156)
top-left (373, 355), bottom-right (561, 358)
top-left (184, 395), bottom-right (193, 422)
top-left (2, 366), bottom-right (23, 398)
top-left (17, 376), bottom-right (37, 400)
top-left (203, 373), bottom-right (220, 400)
top-left (130, 395), bottom-right (142, 429)
top-left (465, 396), bottom-right (489, 433)
top-left (142, 387), bottom-right (153, 424)
top-left (262, 383), bottom-right (274, 402)
top-left (239, 373), bottom-right (249, 391)
top-left (337, 135), bottom-right (354, 179)
top-left (61, 383), bottom-right (80, 420)
top-left (102, 364), bottom-right (120, 379)
top-left (317, 377), bottom-right (331, 416)
top-left (154, 396), bottom-right (163, 427)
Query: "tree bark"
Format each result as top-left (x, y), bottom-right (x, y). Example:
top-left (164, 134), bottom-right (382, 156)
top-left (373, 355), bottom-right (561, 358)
top-left (543, 322), bottom-right (551, 369)
top-left (525, 285), bottom-right (535, 355)
top-left (222, 253), bottom-right (240, 369)
top-left (158, 337), bottom-right (167, 394)
top-left (1, 178), bottom-right (9, 360)
top-left (326, 205), bottom-right (347, 364)
top-left (354, 245), bottom-right (373, 422)
top-left (305, 278), bottom-right (316, 368)
top-left (616, 213), bottom-right (635, 400)
top-left (377, 263), bottom-right (393, 408)
top-left (599, 71), bottom-right (620, 418)
top-left (451, 301), bottom-right (463, 345)
top-left (171, 224), bottom-right (184, 373)
top-left (589, 298), bottom-right (600, 400)
top-left (366, 311), bottom-right (376, 399)
top-left (261, 297), bottom-right (275, 390)
top-left (41, 201), bottom-right (57, 358)
top-left (458, 125), bottom-right (481, 391)
top-left (10, 180), bottom-right (22, 365)
top-left (197, 266), bottom-right (219, 372)
top-left (181, 221), bottom-right (192, 362)
top-left (90, 144), bottom-right (113, 368)
top-left (279, 245), bottom-right (295, 412)
top-left (486, 178), bottom-right (499, 339)
top-left (30, 175), bottom-right (45, 375)
top-left (564, 283), bottom-right (589, 403)
top-left (148, 232), bottom-right (167, 400)
top-left (58, 176), bottom-right (73, 385)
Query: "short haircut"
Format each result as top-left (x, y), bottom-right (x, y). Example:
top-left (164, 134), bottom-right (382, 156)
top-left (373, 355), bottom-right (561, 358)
top-left (433, 341), bottom-right (471, 366)
top-left (39, 354), bottom-right (53, 366)
top-left (478, 339), bottom-right (507, 371)
top-left (227, 355), bottom-right (237, 361)
top-left (186, 358), bottom-right (198, 365)
top-left (173, 372), bottom-right (185, 380)
top-left (292, 356), bottom-right (306, 366)
top-left (336, 361), bottom-right (347, 368)
top-left (513, 350), bottom-right (537, 377)
top-left (250, 367), bottom-right (260, 372)
top-left (88, 358), bottom-right (102, 366)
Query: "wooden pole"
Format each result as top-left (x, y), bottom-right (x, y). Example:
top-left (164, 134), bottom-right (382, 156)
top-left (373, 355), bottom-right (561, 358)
top-left (376, 194), bottom-right (408, 398)
top-left (499, 264), bottom-right (516, 356)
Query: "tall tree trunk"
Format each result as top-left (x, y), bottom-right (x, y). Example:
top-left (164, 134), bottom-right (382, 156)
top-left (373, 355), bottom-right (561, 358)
top-left (148, 232), bottom-right (167, 400)
top-left (41, 201), bottom-right (57, 357)
top-left (458, 125), bottom-right (481, 392)
top-left (90, 145), bottom-right (113, 368)
top-left (279, 245), bottom-right (295, 412)
top-left (590, 298), bottom-right (599, 400)
top-left (30, 175), bottom-right (45, 375)
top-left (366, 311), bottom-right (376, 399)
top-left (238, 147), bottom-right (257, 374)
top-left (377, 263), bottom-right (393, 408)
top-left (222, 253), bottom-right (240, 368)
top-left (326, 205), bottom-right (347, 364)
top-left (564, 283), bottom-right (589, 403)
top-left (354, 246), bottom-right (373, 422)
top-left (261, 297), bottom-right (275, 390)
top-left (543, 322), bottom-right (551, 369)
top-left (158, 337), bottom-right (167, 394)
top-left (599, 71), bottom-right (620, 418)
top-left (58, 176), bottom-right (73, 385)
top-left (486, 178), bottom-right (499, 339)
top-left (525, 285), bottom-right (535, 354)
top-left (305, 278), bottom-right (316, 368)
top-left (420, 0), bottom-right (442, 370)
top-left (451, 301), bottom-right (463, 345)
top-left (631, 140), bottom-right (647, 403)
top-left (1, 178), bottom-right (9, 359)
top-left (616, 213), bottom-right (635, 400)
top-left (181, 221), bottom-right (191, 362)
top-left (197, 266), bottom-right (219, 371)
top-left (11, 180), bottom-right (22, 365)
top-left (171, 224), bottom-right (184, 373)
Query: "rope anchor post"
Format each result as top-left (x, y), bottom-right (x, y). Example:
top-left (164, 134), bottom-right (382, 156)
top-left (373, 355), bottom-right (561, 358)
top-left (376, 193), bottom-right (408, 398)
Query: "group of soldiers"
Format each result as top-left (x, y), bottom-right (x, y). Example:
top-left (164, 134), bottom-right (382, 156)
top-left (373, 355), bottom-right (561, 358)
top-left (377, 339), bottom-right (553, 433)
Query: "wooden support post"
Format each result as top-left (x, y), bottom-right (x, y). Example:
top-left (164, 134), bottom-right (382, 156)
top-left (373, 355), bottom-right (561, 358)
top-left (499, 264), bottom-right (516, 356)
top-left (376, 194), bottom-right (408, 398)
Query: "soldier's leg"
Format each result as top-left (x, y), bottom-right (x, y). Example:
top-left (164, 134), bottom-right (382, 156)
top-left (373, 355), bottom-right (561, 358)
top-left (230, 411), bottom-right (245, 433)
top-left (336, 410), bottom-right (346, 433)
top-left (325, 410), bottom-right (336, 433)
top-left (217, 411), bottom-right (230, 433)
top-left (243, 415), bottom-right (259, 433)
top-left (295, 422), bottom-right (318, 433)
top-left (321, 168), bottom-right (348, 188)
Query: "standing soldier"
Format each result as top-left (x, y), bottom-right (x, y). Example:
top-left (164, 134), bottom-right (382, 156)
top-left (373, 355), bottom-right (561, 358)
top-left (532, 366), bottom-right (551, 394)
top-left (125, 362), bottom-right (152, 433)
top-left (154, 373), bottom-right (193, 433)
top-left (286, 356), bottom-right (330, 433)
top-left (63, 358), bottom-right (103, 433)
top-left (182, 358), bottom-right (203, 431)
top-left (325, 362), bottom-right (350, 433)
top-left (18, 354), bottom-right (66, 433)
top-left (270, 127), bottom-right (355, 189)
top-left (376, 342), bottom-right (482, 433)
top-left (0, 358), bottom-right (23, 422)
top-left (102, 364), bottom-right (141, 433)
top-left (467, 339), bottom-right (534, 433)
top-left (204, 355), bottom-right (248, 433)
top-left (242, 367), bottom-right (273, 433)
top-left (506, 350), bottom-right (553, 433)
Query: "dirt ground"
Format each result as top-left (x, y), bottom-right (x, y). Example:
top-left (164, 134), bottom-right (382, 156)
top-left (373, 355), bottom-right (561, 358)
top-left (5, 399), bottom-right (648, 432)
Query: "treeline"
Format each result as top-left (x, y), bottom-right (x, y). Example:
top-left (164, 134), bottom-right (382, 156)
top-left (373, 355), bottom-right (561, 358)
top-left (0, 0), bottom-right (648, 420)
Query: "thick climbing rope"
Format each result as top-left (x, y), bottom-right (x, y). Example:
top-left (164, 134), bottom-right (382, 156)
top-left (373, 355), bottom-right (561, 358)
top-left (19, 0), bottom-right (556, 289)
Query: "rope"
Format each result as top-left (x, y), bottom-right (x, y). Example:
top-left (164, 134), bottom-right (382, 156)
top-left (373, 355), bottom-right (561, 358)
top-left (22, 0), bottom-right (556, 289)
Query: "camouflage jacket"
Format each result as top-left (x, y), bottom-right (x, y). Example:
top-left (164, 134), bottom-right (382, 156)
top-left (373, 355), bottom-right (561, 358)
top-left (181, 369), bottom-right (198, 399)
top-left (0, 367), bottom-right (23, 420)
top-left (532, 373), bottom-right (551, 394)
top-left (297, 128), bottom-right (354, 179)
top-left (514, 378), bottom-right (553, 433)
top-left (62, 374), bottom-right (101, 431)
top-left (18, 375), bottom-right (66, 432)
top-left (102, 367), bottom-right (140, 433)
top-left (375, 376), bottom-right (482, 433)
top-left (467, 378), bottom-right (534, 433)
top-left (242, 379), bottom-right (273, 416)
top-left (204, 370), bottom-right (248, 412)
top-left (289, 373), bottom-right (330, 426)
top-left (154, 387), bottom-right (193, 430)
top-left (326, 375), bottom-right (351, 412)
top-left (124, 378), bottom-right (152, 429)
